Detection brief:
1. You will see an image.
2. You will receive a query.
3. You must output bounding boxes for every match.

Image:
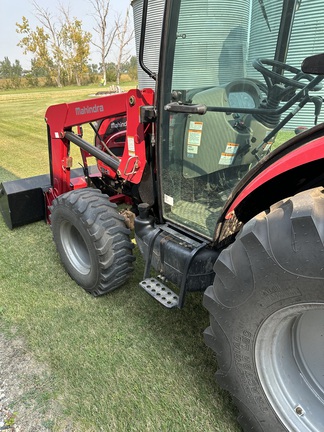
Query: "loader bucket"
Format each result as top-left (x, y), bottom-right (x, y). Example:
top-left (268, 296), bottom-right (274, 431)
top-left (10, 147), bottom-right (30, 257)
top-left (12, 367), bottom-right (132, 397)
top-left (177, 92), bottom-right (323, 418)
top-left (0, 174), bottom-right (50, 229)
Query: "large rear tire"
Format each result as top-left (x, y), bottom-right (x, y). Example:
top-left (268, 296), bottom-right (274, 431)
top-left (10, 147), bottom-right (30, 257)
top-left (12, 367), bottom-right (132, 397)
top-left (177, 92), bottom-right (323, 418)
top-left (50, 189), bottom-right (135, 296)
top-left (203, 187), bottom-right (324, 431)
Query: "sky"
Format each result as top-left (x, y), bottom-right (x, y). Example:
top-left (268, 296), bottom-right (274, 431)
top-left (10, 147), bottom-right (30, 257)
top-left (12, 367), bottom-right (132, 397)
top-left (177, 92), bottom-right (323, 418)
top-left (0, 0), bottom-right (135, 69)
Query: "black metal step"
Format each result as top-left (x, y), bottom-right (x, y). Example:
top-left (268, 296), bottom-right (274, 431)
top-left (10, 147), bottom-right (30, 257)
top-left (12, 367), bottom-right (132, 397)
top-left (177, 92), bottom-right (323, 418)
top-left (139, 278), bottom-right (179, 308)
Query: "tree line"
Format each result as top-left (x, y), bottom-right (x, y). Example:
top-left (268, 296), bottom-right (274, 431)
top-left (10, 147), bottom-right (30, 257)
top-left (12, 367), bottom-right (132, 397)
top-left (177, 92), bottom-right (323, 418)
top-left (0, 0), bottom-right (137, 89)
top-left (0, 55), bottom-right (138, 89)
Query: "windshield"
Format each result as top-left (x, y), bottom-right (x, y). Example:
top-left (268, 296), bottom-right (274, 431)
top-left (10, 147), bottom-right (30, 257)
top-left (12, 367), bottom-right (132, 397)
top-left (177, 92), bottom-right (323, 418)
top-left (159, 0), bottom-right (324, 238)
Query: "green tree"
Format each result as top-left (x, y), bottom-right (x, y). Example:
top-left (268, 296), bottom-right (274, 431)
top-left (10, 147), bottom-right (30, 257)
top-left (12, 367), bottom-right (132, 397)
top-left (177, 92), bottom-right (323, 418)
top-left (60, 13), bottom-right (92, 86)
top-left (0, 57), bottom-right (13, 78)
top-left (0, 57), bottom-right (23, 88)
top-left (125, 56), bottom-right (138, 81)
top-left (105, 62), bottom-right (117, 82)
top-left (87, 63), bottom-right (100, 83)
top-left (11, 60), bottom-right (23, 87)
top-left (16, 3), bottom-right (92, 87)
top-left (89, 63), bottom-right (99, 75)
top-left (30, 58), bottom-right (47, 77)
top-left (16, 15), bottom-right (61, 86)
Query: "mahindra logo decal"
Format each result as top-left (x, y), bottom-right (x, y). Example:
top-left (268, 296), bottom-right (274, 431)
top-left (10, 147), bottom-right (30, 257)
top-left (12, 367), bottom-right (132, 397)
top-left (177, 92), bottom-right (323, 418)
top-left (75, 104), bottom-right (104, 115)
top-left (110, 121), bottom-right (127, 129)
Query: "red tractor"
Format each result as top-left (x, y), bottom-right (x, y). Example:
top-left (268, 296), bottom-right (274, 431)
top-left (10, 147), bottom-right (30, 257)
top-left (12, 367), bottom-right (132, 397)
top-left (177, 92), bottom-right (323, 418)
top-left (1, 0), bottom-right (324, 430)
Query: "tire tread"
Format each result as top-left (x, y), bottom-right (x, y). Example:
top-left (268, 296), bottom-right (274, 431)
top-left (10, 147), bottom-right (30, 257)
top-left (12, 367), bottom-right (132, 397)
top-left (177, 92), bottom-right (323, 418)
top-left (50, 189), bottom-right (134, 295)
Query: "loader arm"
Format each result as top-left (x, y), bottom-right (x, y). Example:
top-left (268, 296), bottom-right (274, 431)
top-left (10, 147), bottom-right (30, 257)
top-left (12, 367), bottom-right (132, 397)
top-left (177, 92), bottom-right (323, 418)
top-left (45, 88), bottom-right (154, 203)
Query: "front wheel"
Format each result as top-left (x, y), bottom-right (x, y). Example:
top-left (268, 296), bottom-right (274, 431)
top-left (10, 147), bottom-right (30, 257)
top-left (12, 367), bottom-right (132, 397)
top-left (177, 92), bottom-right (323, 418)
top-left (203, 187), bottom-right (324, 431)
top-left (50, 189), bottom-right (135, 296)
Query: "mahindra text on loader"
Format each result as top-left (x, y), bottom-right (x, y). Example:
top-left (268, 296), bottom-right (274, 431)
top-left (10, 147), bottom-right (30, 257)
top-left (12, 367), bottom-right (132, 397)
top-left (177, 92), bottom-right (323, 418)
top-left (1, 0), bottom-right (324, 430)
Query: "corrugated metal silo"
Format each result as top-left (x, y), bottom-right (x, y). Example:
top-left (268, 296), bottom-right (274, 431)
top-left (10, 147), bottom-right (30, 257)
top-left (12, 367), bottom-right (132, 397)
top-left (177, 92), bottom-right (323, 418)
top-left (132, 0), bottom-right (324, 127)
top-left (131, 0), bottom-right (165, 89)
top-left (131, 0), bottom-right (251, 90)
top-left (172, 0), bottom-right (250, 89)
top-left (247, 0), bottom-right (324, 128)
top-left (286, 0), bottom-right (324, 128)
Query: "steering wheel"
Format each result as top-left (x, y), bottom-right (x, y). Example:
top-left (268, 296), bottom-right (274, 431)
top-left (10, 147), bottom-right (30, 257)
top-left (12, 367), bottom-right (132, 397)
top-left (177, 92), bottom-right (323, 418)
top-left (253, 58), bottom-right (322, 92)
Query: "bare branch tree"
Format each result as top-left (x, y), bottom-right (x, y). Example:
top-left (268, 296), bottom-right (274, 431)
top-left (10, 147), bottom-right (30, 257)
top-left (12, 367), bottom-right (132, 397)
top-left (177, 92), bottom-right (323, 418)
top-left (115, 7), bottom-right (134, 86)
top-left (89, 0), bottom-right (119, 85)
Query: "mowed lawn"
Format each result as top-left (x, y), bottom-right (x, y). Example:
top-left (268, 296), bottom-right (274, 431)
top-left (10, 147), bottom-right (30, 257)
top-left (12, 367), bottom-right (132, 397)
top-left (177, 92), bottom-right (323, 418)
top-left (0, 86), bottom-right (241, 431)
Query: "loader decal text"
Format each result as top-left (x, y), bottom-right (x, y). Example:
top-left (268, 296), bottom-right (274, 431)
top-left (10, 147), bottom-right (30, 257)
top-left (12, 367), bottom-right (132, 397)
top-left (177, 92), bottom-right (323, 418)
top-left (75, 104), bottom-right (104, 116)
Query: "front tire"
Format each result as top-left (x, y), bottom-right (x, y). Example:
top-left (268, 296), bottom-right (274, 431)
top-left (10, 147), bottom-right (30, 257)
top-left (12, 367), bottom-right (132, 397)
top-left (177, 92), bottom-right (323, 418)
top-left (50, 189), bottom-right (135, 296)
top-left (203, 187), bottom-right (324, 431)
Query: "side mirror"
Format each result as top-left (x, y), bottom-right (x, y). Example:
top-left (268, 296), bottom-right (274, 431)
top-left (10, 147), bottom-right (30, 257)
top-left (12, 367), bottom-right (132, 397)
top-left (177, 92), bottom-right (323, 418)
top-left (302, 53), bottom-right (324, 75)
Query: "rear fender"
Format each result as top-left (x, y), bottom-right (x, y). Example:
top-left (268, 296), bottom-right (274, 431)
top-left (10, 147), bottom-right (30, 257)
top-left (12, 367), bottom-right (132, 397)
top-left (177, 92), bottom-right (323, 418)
top-left (215, 123), bottom-right (324, 244)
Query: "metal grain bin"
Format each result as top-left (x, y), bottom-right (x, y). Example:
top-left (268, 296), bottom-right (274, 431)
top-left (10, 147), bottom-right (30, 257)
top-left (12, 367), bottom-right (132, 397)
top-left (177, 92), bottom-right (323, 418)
top-left (286, 0), bottom-right (324, 128)
top-left (132, 0), bottom-right (324, 127)
top-left (132, 0), bottom-right (165, 89)
top-left (132, 0), bottom-right (250, 90)
top-left (247, 0), bottom-right (324, 128)
top-left (172, 0), bottom-right (250, 89)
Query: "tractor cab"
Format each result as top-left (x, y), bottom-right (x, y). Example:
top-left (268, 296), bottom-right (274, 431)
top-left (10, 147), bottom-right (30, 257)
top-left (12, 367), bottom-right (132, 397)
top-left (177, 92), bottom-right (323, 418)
top-left (152, 0), bottom-right (324, 239)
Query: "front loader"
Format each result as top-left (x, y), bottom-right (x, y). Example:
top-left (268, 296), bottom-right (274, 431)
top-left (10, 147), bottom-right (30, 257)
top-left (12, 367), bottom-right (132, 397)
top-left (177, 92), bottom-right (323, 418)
top-left (1, 0), bottom-right (324, 430)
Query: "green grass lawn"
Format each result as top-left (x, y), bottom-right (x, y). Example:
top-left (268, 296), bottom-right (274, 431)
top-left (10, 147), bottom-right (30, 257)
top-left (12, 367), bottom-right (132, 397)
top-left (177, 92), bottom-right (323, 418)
top-left (0, 86), bottom-right (241, 431)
